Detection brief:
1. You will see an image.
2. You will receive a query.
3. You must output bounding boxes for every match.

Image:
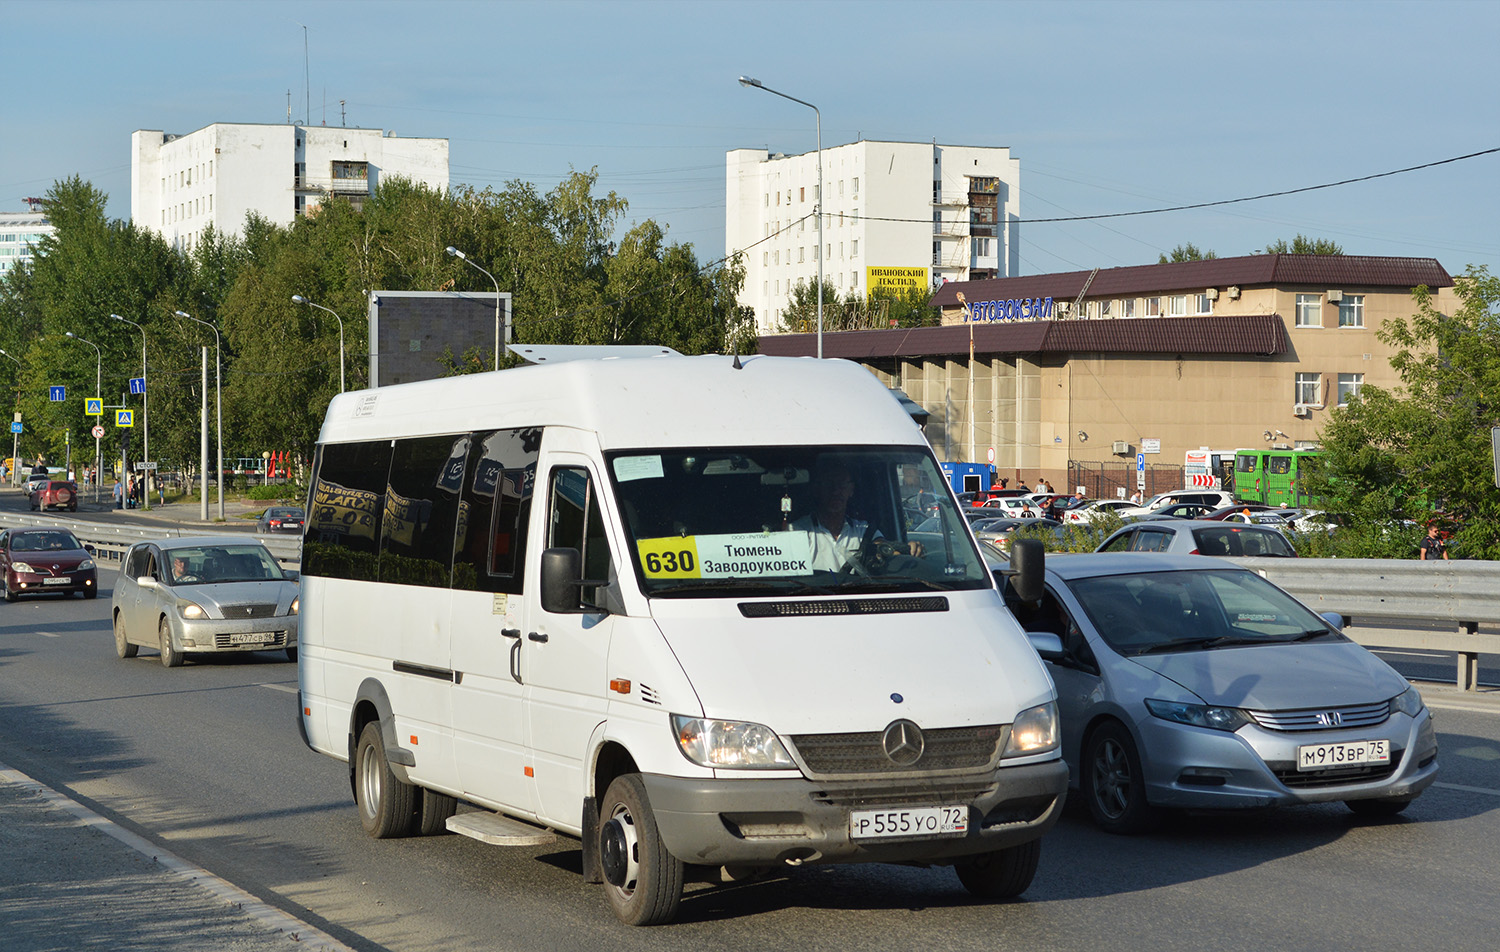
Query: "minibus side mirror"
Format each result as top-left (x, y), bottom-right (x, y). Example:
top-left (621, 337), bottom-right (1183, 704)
top-left (540, 547), bottom-right (612, 615)
top-left (1003, 539), bottom-right (1045, 604)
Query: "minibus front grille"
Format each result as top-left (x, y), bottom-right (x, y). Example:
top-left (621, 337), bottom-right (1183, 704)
top-left (789, 724), bottom-right (1006, 777)
top-left (739, 596), bottom-right (948, 618)
top-left (810, 779), bottom-right (997, 807)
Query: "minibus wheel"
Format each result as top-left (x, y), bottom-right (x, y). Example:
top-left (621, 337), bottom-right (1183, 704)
top-left (599, 774), bottom-right (683, 926)
top-left (954, 839), bottom-right (1041, 898)
top-left (355, 722), bottom-right (417, 838)
top-left (417, 789), bottom-right (458, 836)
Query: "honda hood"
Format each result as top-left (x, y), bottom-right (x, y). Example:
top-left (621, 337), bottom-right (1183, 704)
top-left (1128, 640), bottom-right (1408, 710)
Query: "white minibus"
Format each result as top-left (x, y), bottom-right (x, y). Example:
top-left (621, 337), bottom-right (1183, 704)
top-left (297, 350), bottom-right (1067, 925)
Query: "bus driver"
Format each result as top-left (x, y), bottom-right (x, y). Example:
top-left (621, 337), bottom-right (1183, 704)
top-left (792, 460), bottom-right (923, 572)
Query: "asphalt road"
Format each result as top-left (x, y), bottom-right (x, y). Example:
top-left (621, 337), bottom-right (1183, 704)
top-left (1, 559), bottom-right (1498, 951)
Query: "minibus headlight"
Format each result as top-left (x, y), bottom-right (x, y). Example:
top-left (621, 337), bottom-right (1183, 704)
top-left (1002, 702), bottom-right (1059, 757)
top-left (671, 715), bottom-right (795, 769)
top-left (180, 601), bottom-right (207, 620)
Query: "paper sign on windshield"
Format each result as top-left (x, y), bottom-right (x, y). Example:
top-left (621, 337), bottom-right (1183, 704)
top-left (637, 531), bottom-right (813, 579)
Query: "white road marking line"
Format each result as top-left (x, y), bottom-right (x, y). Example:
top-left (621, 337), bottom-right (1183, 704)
top-left (37, 631), bottom-right (60, 638)
top-left (1425, 696), bottom-right (1500, 715)
top-left (257, 682), bottom-right (298, 695)
top-left (0, 761), bottom-right (356, 952)
top-left (1434, 781), bottom-right (1500, 798)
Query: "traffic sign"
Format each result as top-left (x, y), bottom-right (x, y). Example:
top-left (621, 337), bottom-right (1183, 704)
top-left (1136, 453), bottom-right (1146, 471)
top-left (49, 385), bottom-right (66, 402)
top-left (85, 397), bottom-right (103, 416)
top-left (134, 461), bottom-right (159, 471)
top-left (129, 377), bottom-right (146, 395)
top-left (9, 421), bottom-right (21, 434)
top-left (91, 425), bottom-right (105, 439)
top-left (115, 409), bottom-right (134, 427)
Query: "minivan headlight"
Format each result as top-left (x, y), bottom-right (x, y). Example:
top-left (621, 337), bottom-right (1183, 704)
top-left (1003, 702), bottom-right (1059, 757)
top-left (290, 596), bottom-right (299, 615)
top-left (11, 562), bottom-right (35, 574)
top-left (1145, 698), bottom-right (1250, 732)
top-left (671, 715), bottom-right (794, 769)
top-left (78, 559), bottom-right (96, 571)
top-left (180, 601), bottom-right (207, 619)
top-left (1390, 686), bottom-right (1424, 717)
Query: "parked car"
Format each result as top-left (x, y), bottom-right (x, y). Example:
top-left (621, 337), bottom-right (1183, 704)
top-left (256, 506), bottom-right (305, 534)
top-left (1063, 499), bottom-right (1138, 524)
top-left (1095, 520), bottom-right (1298, 557)
top-left (982, 496), bottom-right (1043, 517)
top-left (1117, 490), bottom-right (1237, 518)
top-left (973, 517), bottom-right (1065, 551)
top-left (1, 527), bottom-right (98, 600)
top-left (30, 480), bottom-right (80, 512)
top-left (1130, 502), bottom-right (1216, 522)
top-left (1203, 503), bottom-right (1280, 521)
top-left (111, 536), bottom-right (299, 667)
top-left (998, 552), bottom-right (1439, 832)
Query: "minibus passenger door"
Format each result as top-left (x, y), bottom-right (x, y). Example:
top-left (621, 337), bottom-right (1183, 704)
top-left (524, 460), bottom-right (615, 828)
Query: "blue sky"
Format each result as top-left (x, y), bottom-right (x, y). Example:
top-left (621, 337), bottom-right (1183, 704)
top-left (5, 0), bottom-right (1497, 279)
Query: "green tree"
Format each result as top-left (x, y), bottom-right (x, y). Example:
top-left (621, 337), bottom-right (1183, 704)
top-left (777, 280), bottom-right (936, 333)
top-left (1157, 243), bottom-right (1218, 264)
top-left (1256, 235), bottom-right (1344, 255)
top-left (1309, 266), bottom-right (1500, 558)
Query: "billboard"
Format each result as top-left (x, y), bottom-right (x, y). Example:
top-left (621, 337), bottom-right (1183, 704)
top-left (367, 290), bottom-right (512, 387)
top-left (866, 266), bottom-right (929, 293)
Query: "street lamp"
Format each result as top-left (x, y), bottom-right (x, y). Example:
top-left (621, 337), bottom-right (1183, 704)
top-left (445, 246), bottom-right (502, 371)
top-left (111, 313), bottom-right (151, 511)
top-left (739, 75), bottom-right (823, 358)
top-left (291, 295), bottom-right (346, 392)
top-left (64, 332), bottom-right (103, 501)
top-left (177, 310), bottom-right (224, 522)
top-left (0, 350), bottom-right (18, 488)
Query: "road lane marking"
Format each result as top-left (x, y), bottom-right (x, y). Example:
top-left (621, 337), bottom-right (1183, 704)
top-left (1424, 696), bottom-right (1500, 715)
top-left (257, 682), bottom-right (298, 695)
top-left (1434, 781), bottom-right (1500, 798)
top-left (37, 631), bottom-right (60, 638)
top-left (0, 761), bottom-right (357, 952)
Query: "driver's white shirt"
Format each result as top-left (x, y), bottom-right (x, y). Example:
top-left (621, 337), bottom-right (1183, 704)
top-left (790, 513), bottom-right (869, 572)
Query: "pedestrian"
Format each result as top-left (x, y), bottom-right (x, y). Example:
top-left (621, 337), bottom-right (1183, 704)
top-left (131, 476), bottom-right (143, 509)
top-left (1034, 476), bottom-right (1051, 495)
top-left (1420, 525), bottom-right (1450, 561)
top-left (1129, 488), bottom-right (1143, 505)
top-left (112, 478), bottom-right (124, 509)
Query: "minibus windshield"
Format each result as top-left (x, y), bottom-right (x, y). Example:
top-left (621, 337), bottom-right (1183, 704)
top-left (608, 446), bottom-right (990, 597)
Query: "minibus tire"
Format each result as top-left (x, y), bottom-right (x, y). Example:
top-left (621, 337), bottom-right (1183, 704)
top-left (954, 839), bottom-right (1041, 899)
top-left (417, 789), bottom-right (459, 836)
top-left (356, 722), bottom-right (417, 838)
top-left (599, 774), bottom-right (683, 926)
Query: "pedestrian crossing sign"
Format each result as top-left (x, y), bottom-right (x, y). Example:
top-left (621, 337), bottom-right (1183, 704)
top-left (115, 409), bottom-right (134, 427)
top-left (86, 398), bottom-right (103, 416)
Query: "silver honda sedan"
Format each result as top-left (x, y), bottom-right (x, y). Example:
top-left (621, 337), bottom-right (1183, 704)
top-left (998, 552), bottom-right (1438, 833)
top-left (112, 536), bottom-right (299, 667)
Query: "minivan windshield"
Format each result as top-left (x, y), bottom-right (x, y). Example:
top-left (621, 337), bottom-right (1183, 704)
top-left (608, 445), bottom-right (989, 597)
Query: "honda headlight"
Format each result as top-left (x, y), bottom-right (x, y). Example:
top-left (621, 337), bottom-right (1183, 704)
top-left (1003, 702), bottom-right (1059, 757)
top-left (1146, 698), bottom-right (1250, 732)
top-left (180, 601), bottom-right (207, 619)
top-left (11, 562), bottom-right (35, 574)
top-left (671, 715), bottom-right (794, 769)
top-left (1389, 686), bottom-right (1424, 718)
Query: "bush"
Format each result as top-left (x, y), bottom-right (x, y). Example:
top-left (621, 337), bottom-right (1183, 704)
top-left (248, 482), bottom-right (303, 502)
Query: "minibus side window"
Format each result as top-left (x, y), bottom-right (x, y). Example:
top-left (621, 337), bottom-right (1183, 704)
top-left (304, 440), bottom-right (392, 581)
top-left (379, 435), bottom-right (468, 588)
top-left (548, 466), bottom-right (612, 608)
top-left (453, 428), bottom-right (540, 594)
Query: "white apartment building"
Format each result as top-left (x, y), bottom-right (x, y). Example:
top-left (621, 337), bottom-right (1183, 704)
top-left (726, 140), bottom-right (1021, 335)
top-left (131, 123), bottom-right (449, 252)
top-left (0, 211), bottom-right (53, 276)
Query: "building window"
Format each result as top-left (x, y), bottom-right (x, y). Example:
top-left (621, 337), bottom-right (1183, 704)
top-left (850, 240), bottom-right (857, 258)
top-left (1168, 295), bottom-right (1188, 316)
top-left (773, 250), bottom-right (779, 266)
top-left (1120, 298), bottom-right (1136, 318)
top-left (1295, 372), bottom-right (1321, 406)
top-left (851, 271), bottom-right (858, 288)
top-left (1337, 373), bottom-right (1363, 406)
top-left (839, 242), bottom-right (843, 259)
top-left (974, 237), bottom-right (991, 256)
top-left (1296, 293), bottom-right (1322, 327)
top-left (1196, 293), bottom-right (1213, 314)
top-left (764, 193), bottom-right (769, 207)
top-left (1099, 300), bottom-right (1112, 317)
top-left (1145, 296), bottom-right (1161, 316)
top-left (799, 187), bottom-right (804, 202)
top-left (852, 177), bottom-right (859, 197)
top-left (763, 252), bottom-right (768, 266)
top-left (933, 180), bottom-right (942, 203)
top-left (1339, 294), bottom-right (1365, 327)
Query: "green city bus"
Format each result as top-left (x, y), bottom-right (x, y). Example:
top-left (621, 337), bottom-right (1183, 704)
top-left (1233, 448), bottom-right (1322, 507)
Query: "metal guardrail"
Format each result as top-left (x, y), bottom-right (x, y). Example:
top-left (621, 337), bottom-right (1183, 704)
top-left (1236, 557), bottom-right (1500, 691)
top-left (3, 512), bottom-right (301, 567)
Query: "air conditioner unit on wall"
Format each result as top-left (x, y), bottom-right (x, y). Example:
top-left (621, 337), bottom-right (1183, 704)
top-left (1293, 404), bottom-right (1311, 417)
top-left (1205, 288), bottom-right (1219, 300)
top-left (1112, 441), bottom-right (1130, 454)
top-left (1227, 286), bottom-right (1241, 299)
top-left (1327, 290), bottom-right (1343, 303)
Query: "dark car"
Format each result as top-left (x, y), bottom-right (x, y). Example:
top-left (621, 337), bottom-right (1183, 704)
top-left (30, 480), bottom-right (80, 512)
top-left (257, 506), bottom-right (306, 534)
top-left (1, 527), bottom-right (98, 600)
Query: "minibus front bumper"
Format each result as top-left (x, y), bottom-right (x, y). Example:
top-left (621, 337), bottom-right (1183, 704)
top-left (641, 759), bottom-right (1068, 867)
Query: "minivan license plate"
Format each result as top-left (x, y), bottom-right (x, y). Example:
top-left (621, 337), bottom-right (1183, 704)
top-left (849, 805), bottom-right (967, 840)
top-left (229, 632), bottom-right (269, 645)
top-left (1296, 739), bottom-right (1390, 771)
top-left (43, 576), bottom-right (70, 585)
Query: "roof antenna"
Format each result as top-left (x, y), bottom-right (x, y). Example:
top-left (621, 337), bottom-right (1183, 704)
top-left (731, 348), bottom-right (743, 370)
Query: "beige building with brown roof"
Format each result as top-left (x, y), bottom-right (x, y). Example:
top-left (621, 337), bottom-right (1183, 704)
top-left (758, 254), bottom-right (1456, 495)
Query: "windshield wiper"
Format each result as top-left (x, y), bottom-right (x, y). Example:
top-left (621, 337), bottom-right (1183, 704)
top-left (1134, 636), bottom-right (1263, 655)
top-left (1290, 628), bottom-right (1336, 642)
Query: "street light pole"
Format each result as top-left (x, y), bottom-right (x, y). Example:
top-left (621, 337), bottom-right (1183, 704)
top-left (110, 314), bottom-right (151, 510)
top-left (739, 75), bottom-right (823, 359)
top-left (178, 310), bottom-right (224, 522)
top-left (445, 246), bottom-right (503, 371)
top-left (64, 332), bottom-right (102, 503)
top-left (0, 349), bottom-right (18, 488)
top-left (291, 295), bottom-right (346, 392)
